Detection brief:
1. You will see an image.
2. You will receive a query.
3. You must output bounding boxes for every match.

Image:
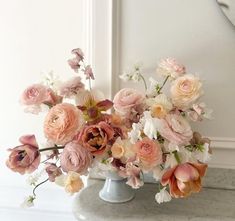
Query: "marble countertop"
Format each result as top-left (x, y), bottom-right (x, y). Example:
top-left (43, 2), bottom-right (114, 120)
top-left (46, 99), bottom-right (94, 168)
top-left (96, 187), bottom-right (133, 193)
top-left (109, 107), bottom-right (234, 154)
top-left (73, 179), bottom-right (235, 221)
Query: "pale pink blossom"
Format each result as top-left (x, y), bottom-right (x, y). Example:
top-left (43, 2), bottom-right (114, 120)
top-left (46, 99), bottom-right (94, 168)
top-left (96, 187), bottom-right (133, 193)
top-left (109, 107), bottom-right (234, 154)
top-left (159, 114), bottom-right (193, 145)
top-left (84, 65), bottom-right (95, 80)
top-left (45, 163), bottom-right (62, 182)
top-left (157, 58), bottom-right (186, 79)
top-left (59, 76), bottom-right (85, 97)
top-left (68, 48), bottom-right (84, 72)
top-left (60, 141), bottom-right (93, 174)
top-left (188, 103), bottom-right (212, 122)
top-left (135, 137), bottom-right (162, 171)
top-left (6, 135), bottom-right (40, 174)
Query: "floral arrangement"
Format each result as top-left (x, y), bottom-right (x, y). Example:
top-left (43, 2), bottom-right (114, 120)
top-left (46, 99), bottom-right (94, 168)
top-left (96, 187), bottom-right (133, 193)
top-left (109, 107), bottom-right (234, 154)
top-left (6, 49), bottom-right (213, 207)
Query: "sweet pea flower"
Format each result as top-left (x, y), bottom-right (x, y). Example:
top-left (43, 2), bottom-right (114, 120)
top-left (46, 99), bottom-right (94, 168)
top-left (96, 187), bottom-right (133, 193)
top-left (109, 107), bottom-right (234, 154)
top-left (6, 135), bottom-right (40, 175)
top-left (45, 163), bottom-right (62, 182)
top-left (155, 187), bottom-right (172, 204)
top-left (68, 48), bottom-right (84, 72)
top-left (84, 65), bottom-right (95, 80)
top-left (161, 163), bottom-right (207, 198)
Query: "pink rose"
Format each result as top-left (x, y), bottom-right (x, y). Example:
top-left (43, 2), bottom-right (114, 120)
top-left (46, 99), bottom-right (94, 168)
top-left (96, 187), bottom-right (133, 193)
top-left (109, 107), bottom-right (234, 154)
top-left (157, 58), bottom-right (186, 79)
top-left (6, 135), bottom-right (40, 174)
top-left (135, 137), bottom-right (162, 171)
top-left (44, 103), bottom-right (83, 145)
top-left (159, 114), bottom-right (193, 145)
top-left (60, 141), bottom-right (93, 174)
top-left (161, 163), bottom-right (207, 198)
top-left (59, 77), bottom-right (85, 97)
top-left (45, 163), bottom-right (62, 182)
top-left (77, 121), bottom-right (114, 155)
top-left (113, 88), bottom-right (145, 115)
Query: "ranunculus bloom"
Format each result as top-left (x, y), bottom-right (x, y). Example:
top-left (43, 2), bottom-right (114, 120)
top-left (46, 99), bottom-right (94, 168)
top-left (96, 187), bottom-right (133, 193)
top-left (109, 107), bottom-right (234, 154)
top-left (161, 163), bottom-right (207, 198)
top-left (44, 103), bottom-right (83, 145)
top-left (159, 114), bottom-right (193, 145)
top-left (59, 76), bottom-right (85, 97)
top-left (64, 171), bottom-right (84, 194)
top-left (113, 88), bottom-right (145, 116)
top-left (45, 163), bottom-right (62, 182)
top-left (157, 58), bottom-right (186, 79)
top-left (6, 135), bottom-right (40, 175)
top-left (60, 141), bottom-right (93, 174)
top-left (170, 74), bottom-right (203, 109)
top-left (77, 121), bottom-right (114, 155)
top-left (135, 137), bottom-right (162, 171)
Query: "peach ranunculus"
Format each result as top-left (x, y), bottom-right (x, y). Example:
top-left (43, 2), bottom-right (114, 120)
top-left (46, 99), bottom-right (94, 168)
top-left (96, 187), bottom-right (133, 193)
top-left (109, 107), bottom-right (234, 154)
top-left (135, 137), bottom-right (162, 171)
top-left (64, 171), bottom-right (84, 194)
top-left (77, 121), bottom-right (114, 155)
top-left (6, 135), bottom-right (40, 175)
top-left (170, 74), bottom-right (203, 109)
top-left (113, 88), bottom-right (145, 116)
top-left (157, 58), bottom-right (186, 79)
top-left (60, 141), bottom-right (93, 174)
top-left (161, 163), bottom-right (207, 198)
top-left (44, 103), bottom-right (83, 145)
top-left (159, 114), bottom-right (193, 145)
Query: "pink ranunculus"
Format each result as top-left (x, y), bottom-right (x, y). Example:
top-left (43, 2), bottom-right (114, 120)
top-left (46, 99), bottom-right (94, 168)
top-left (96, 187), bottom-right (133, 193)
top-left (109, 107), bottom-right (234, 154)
top-left (20, 84), bottom-right (49, 106)
top-left (59, 76), bottom-right (85, 97)
top-left (44, 103), bottom-right (83, 145)
top-left (84, 65), bottom-right (95, 80)
top-left (6, 135), bottom-right (40, 175)
top-left (161, 163), bottom-right (207, 198)
top-left (77, 121), bottom-right (114, 155)
top-left (119, 162), bottom-right (144, 189)
top-left (159, 114), bottom-right (193, 145)
top-left (60, 141), bottom-right (93, 174)
top-left (135, 137), bottom-right (162, 171)
top-left (157, 58), bottom-right (186, 79)
top-left (113, 88), bottom-right (145, 117)
top-left (45, 163), bottom-right (62, 182)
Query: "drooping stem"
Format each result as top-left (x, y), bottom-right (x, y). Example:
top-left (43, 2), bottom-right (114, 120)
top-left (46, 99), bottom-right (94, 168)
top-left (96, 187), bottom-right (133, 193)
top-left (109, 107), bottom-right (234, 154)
top-left (157, 75), bottom-right (170, 94)
top-left (139, 74), bottom-right (147, 91)
top-left (32, 178), bottom-right (49, 197)
top-left (39, 146), bottom-right (64, 152)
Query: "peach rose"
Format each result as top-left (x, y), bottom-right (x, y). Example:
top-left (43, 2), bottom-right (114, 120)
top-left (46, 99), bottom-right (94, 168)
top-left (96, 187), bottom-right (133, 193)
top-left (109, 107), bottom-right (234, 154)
top-left (77, 121), bottom-right (114, 155)
top-left (44, 103), bottom-right (83, 145)
top-left (64, 171), bottom-right (84, 194)
top-left (159, 114), bottom-right (193, 145)
top-left (157, 58), bottom-right (186, 79)
top-left (113, 88), bottom-right (145, 116)
top-left (161, 163), bottom-right (207, 198)
top-left (170, 74), bottom-right (203, 109)
top-left (60, 141), bottom-right (93, 174)
top-left (135, 137), bottom-right (162, 171)
top-left (6, 135), bottom-right (40, 174)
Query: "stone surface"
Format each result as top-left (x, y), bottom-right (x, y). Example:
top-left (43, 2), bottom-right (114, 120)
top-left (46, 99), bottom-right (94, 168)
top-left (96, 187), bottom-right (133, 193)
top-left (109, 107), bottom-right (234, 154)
top-left (72, 180), bottom-right (235, 221)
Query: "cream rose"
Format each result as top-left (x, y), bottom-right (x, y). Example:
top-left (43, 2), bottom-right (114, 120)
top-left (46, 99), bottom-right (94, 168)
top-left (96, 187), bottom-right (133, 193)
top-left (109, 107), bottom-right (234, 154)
top-left (170, 74), bottom-right (203, 109)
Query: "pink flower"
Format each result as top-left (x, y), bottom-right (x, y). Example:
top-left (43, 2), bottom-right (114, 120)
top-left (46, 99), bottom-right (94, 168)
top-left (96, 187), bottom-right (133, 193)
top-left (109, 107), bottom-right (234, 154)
top-left (59, 77), bottom-right (85, 97)
top-left (157, 58), bottom-right (186, 79)
top-left (161, 163), bottom-right (207, 198)
top-left (113, 88), bottom-right (145, 123)
top-left (44, 103), bottom-right (83, 145)
top-left (77, 121), bottom-right (114, 155)
top-left (188, 103), bottom-right (209, 122)
top-left (60, 141), bottom-right (93, 174)
top-left (119, 162), bottom-right (144, 189)
top-left (84, 65), bottom-right (95, 80)
top-left (135, 137), bottom-right (162, 171)
top-left (68, 48), bottom-right (84, 72)
top-left (6, 135), bottom-right (40, 175)
top-left (45, 163), bottom-right (62, 182)
top-left (159, 114), bottom-right (193, 145)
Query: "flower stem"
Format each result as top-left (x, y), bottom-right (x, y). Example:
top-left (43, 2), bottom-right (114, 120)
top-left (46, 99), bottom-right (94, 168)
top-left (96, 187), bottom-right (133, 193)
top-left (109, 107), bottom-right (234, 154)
top-left (32, 178), bottom-right (49, 197)
top-left (157, 75), bottom-right (170, 94)
top-left (39, 146), bottom-right (64, 152)
top-left (173, 151), bottom-right (181, 164)
top-left (140, 74), bottom-right (147, 91)
top-left (88, 77), bottom-right (92, 91)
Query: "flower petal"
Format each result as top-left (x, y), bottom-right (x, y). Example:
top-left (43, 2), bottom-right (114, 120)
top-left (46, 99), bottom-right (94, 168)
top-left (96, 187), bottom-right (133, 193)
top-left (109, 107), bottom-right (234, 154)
top-left (19, 135), bottom-right (38, 148)
top-left (161, 166), bottom-right (176, 186)
top-left (191, 163), bottom-right (208, 177)
top-left (174, 163), bottom-right (199, 182)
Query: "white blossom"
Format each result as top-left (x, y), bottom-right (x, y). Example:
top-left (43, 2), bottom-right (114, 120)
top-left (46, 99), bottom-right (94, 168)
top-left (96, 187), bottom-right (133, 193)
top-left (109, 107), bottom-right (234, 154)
top-left (146, 77), bottom-right (160, 97)
top-left (128, 122), bottom-right (143, 144)
top-left (194, 143), bottom-right (212, 163)
top-left (20, 196), bottom-right (35, 208)
top-left (155, 187), bottom-right (172, 204)
top-left (41, 70), bottom-right (61, 92)
top-left (119, 72), bottom-right (131, 82)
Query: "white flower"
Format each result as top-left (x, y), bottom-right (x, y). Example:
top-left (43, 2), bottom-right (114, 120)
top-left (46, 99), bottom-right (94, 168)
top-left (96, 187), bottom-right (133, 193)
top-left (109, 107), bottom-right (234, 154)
top-left (131, 72), bottom-right (141, 82)
top-left (41, 71), bottom-right (61, 92)
top-left (20, 196), bottom-right (35, 208)
top-left (128, 122), bottom-right (143, 144)
top-left (142, 111), bottom-right (161, 140)
top-left (164, 153), bottom-right (178, 168)
top-left (119, 72), bottom-right (131, 82)
top-left (26, 169), bottom-right (45, 186)
top-left (194, 143), bottom-right (212, 163)
top-left (146, 77), bottom-right (159, 97)
top-left (155, 187), bottom-right (172, 204)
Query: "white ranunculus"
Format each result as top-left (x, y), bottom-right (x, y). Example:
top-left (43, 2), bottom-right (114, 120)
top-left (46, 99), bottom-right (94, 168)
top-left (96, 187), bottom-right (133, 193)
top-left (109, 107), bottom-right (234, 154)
top-left (155, 187), bottom-right (172, 204)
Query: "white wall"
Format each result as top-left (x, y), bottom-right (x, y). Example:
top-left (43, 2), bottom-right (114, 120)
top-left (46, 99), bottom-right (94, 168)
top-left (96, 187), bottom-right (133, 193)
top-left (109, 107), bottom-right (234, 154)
top-left (114, 0), bottom-right (235, 168)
